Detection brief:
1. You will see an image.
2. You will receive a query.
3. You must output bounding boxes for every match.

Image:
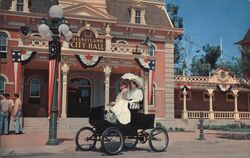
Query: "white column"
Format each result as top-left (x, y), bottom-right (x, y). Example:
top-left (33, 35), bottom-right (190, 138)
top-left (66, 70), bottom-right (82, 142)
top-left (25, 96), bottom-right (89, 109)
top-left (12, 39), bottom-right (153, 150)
top-left (143, 72), bottom-right (149, 114)
top-left (207, 89), bottom-right (215, 120)
top-left (232, 89), bottom-right (240, 121)
top-left (182, 88), bottom-right (188, 119)
top-left (104, 66), bottom-right (111, 110)
top-left (61, 63), bottom-right (69, 118)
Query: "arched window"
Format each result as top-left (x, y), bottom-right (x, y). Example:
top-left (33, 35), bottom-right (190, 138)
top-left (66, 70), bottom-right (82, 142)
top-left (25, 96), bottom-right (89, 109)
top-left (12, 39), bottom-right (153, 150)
top-left (150, 84), bottom-right (155, 107)
top-left (16, 0), bottom-right (24, 11)
top-left (29, 78), bottom-right (41, 104)
top-left (148, 45), bottom-right (155, 56)
top-left (0, 76), bottom-right (5, 94)
top-left (0, 32), bottom-right (8, 59)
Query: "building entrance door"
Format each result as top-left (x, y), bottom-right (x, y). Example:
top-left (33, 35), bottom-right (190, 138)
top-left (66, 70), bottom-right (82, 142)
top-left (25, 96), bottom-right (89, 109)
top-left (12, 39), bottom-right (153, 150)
top-left (68, 78), bottom-right (91, 117)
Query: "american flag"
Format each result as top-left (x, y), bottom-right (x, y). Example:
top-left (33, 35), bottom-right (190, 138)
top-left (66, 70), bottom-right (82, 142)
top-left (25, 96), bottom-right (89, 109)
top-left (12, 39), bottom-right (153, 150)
top-left (12, 50), bottom-right (22, 93)
top-left (48, 40), bottom-right (62, 118)
top-left (49, 41), bottom-right (61, 60)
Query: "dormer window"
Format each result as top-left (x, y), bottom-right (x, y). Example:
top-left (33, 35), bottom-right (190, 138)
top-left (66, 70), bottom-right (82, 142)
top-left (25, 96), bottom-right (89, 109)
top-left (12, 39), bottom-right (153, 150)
top-left (9, 0), bottom-right (30, 13)
top-left (135, 9), bottom-right (141, 24)
top-left (130, 7), bottom-right (146, 25)
top-left (16, 0), bottom-right (24, 11)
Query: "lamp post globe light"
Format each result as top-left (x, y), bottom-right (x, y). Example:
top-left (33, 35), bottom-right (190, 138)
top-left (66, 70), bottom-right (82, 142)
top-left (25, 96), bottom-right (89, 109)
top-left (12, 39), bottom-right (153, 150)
top-left (38, 5), bottom-right (72, 145)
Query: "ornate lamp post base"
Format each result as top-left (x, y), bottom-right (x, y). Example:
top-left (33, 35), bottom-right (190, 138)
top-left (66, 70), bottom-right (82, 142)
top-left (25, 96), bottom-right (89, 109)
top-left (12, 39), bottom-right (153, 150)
top-left (46, 139), bottom-right (59, 145)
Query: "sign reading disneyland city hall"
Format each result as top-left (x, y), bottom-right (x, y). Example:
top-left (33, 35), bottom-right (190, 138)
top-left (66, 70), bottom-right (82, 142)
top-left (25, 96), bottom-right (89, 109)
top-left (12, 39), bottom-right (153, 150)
top-left (69, 28), bottom-right (106, 51)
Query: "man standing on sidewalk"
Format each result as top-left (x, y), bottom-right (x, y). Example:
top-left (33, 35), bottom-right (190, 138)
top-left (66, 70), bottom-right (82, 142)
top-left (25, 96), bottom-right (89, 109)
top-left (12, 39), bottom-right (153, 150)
top-left (0, 93), bottom-right (13, 135)
top-left (13, 93), bottom-right (23, 134)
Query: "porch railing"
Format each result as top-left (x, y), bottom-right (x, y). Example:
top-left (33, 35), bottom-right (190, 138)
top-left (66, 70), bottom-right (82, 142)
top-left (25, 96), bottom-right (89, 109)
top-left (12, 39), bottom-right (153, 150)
top-left (111, 43), bottom-right (148, 55)
top-left (187, 111), bottom-right (250, 119)
top-left (239, 112), bottom-right (250, 119)
top-left (187, 111), bottom-right (209, 119)
top-left (214, 111), bottom-right (234, 119)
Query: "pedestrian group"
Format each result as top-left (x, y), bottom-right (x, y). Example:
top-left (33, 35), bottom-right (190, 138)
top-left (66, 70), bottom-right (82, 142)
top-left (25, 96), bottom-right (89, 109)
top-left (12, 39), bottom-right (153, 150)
top-left (0, 93), bottom-right (23, 135)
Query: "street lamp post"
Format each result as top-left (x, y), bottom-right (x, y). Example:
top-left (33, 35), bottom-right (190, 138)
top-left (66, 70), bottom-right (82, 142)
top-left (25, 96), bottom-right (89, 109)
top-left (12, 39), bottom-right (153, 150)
top-left (38, 5), bottom-right (72, 145)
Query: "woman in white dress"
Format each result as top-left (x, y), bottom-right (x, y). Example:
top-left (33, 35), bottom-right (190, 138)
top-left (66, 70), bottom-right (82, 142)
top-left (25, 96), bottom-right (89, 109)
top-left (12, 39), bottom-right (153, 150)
top-left (105, 80), bottom-right (131, 124)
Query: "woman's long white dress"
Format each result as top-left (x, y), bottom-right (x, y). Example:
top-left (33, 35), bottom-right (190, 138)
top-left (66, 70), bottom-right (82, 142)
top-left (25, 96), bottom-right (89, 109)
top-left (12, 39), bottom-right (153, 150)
top-left (110, 88), bottom-right (131, 124)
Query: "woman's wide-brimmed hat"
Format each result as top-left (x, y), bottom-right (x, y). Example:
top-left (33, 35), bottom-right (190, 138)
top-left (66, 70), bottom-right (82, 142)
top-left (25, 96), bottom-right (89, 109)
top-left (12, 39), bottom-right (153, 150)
top-left (121, 73), bottom-right (143, 88)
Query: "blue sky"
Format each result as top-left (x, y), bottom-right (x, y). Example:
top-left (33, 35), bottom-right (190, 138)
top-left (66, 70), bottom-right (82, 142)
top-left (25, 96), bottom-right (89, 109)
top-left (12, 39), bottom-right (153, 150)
top-left (169, 0), bottom-right (250, 61)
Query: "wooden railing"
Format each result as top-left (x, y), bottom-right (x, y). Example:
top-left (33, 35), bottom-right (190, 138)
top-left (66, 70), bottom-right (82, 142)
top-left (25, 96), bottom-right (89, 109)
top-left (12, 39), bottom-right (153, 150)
top-left (214, 111), bottom-right (234, 119)
top-left (239, 112), bottom-right (250, 119)
top-left (19, 36), bottom-right (48, 48)
top-left (175, 75), bottom-right (209, 83)
top-left (187, 111), bottom-right (250, 119)
top-left (111, 43), bottom-right (148, 55)
top-left (187, 111), bottom-right (209, 119)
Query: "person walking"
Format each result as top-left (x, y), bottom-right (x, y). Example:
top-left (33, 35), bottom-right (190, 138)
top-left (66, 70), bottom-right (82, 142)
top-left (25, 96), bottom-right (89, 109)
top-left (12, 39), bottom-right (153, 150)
top-left (13, 93), bottom-right (23, 134)
top-left (0, 93), bottom-right (13, 135)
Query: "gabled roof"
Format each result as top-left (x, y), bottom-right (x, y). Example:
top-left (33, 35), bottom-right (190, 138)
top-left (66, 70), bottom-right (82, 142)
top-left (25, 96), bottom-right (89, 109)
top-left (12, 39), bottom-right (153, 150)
top-left (62, 2), bottom-right (117, 21)
top-left (235, 29), bottom-right (250, 45)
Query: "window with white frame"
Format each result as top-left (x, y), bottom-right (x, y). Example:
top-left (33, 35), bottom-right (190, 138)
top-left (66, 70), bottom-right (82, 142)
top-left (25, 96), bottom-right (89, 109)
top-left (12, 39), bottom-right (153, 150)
top-left (29, 78), bottom-right (41, 104)
top-left (150, 84), bottom-right (155, 107)
top-left (0, 32), bottom-right (8, 59)
top-left (16, 0), bottom-right (24, 11)
top-left (0, 76), bottom-right (5, 94)
top-left (135, 9), bottom-right (141, 24)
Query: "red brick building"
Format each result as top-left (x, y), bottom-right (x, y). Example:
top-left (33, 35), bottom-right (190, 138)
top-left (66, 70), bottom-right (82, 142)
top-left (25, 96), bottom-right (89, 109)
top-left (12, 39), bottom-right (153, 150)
top-left (0, 0), bottom-right (182, 121)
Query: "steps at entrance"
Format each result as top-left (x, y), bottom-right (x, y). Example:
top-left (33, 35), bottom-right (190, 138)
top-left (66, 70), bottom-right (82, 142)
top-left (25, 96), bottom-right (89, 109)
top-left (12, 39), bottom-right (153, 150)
top-left (22, 117), bottom-right (90, 132)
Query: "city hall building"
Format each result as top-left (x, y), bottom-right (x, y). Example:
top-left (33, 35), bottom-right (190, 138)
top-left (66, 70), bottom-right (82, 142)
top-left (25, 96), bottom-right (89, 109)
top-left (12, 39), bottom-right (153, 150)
top-left (0, 0), bottom-right (249, 129)
top-left (0, 0), bottom-right (182, 121)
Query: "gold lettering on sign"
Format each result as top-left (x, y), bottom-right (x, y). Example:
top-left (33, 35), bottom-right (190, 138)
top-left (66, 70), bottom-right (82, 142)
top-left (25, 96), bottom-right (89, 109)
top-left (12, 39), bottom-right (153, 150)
top-left (69, 30), bottom-right (106, 51)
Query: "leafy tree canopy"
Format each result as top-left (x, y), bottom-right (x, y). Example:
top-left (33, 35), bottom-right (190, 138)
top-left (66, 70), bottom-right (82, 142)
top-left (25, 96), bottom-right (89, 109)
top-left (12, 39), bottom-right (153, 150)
top-left (190, 44), bottom-right (221, 76)
top-left (166, 3), bottom-right (184, 65)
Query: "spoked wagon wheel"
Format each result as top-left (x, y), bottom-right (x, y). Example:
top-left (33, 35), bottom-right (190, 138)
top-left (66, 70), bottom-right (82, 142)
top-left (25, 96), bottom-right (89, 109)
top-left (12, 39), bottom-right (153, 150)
top-left (101, 127), bottom-right (124, 155)
top-left (149, 127), bottom-right (169, 152)
top-left (75, 127), bottom-right (97, 151)
top-left (124, 135), bottom-right (138, 149)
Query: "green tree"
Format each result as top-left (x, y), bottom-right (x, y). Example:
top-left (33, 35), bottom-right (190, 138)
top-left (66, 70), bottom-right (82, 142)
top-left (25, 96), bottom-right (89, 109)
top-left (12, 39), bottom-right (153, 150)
top-left (190, 44), bottom-right (221, 76)
top-left (241, 46), bottom-right (250, 78)
top-left (166, 3), bottom-right (184, 65)
top-left (202, 44), bottom-right (221, 70)
top-left (190, 56), bottom-right (211, 76)
top-left (167, 3), bottom-right (185, 75)
top-left (217, 57), bottom-right (243, 78)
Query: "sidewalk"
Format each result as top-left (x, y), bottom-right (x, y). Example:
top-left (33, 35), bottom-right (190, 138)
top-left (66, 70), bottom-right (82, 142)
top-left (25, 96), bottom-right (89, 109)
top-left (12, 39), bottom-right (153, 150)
top-left (0, 130), bottom-right (250, 158)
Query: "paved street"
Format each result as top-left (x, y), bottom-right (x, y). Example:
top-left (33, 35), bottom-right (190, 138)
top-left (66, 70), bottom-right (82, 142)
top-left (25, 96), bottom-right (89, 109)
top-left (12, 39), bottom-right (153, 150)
top-left (0, 130), bottom-right (249, 158)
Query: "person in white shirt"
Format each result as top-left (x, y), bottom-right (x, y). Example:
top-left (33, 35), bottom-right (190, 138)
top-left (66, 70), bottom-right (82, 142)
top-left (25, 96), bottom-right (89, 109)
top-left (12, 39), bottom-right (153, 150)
top-left (127, 79), bottom-right (143, 110)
